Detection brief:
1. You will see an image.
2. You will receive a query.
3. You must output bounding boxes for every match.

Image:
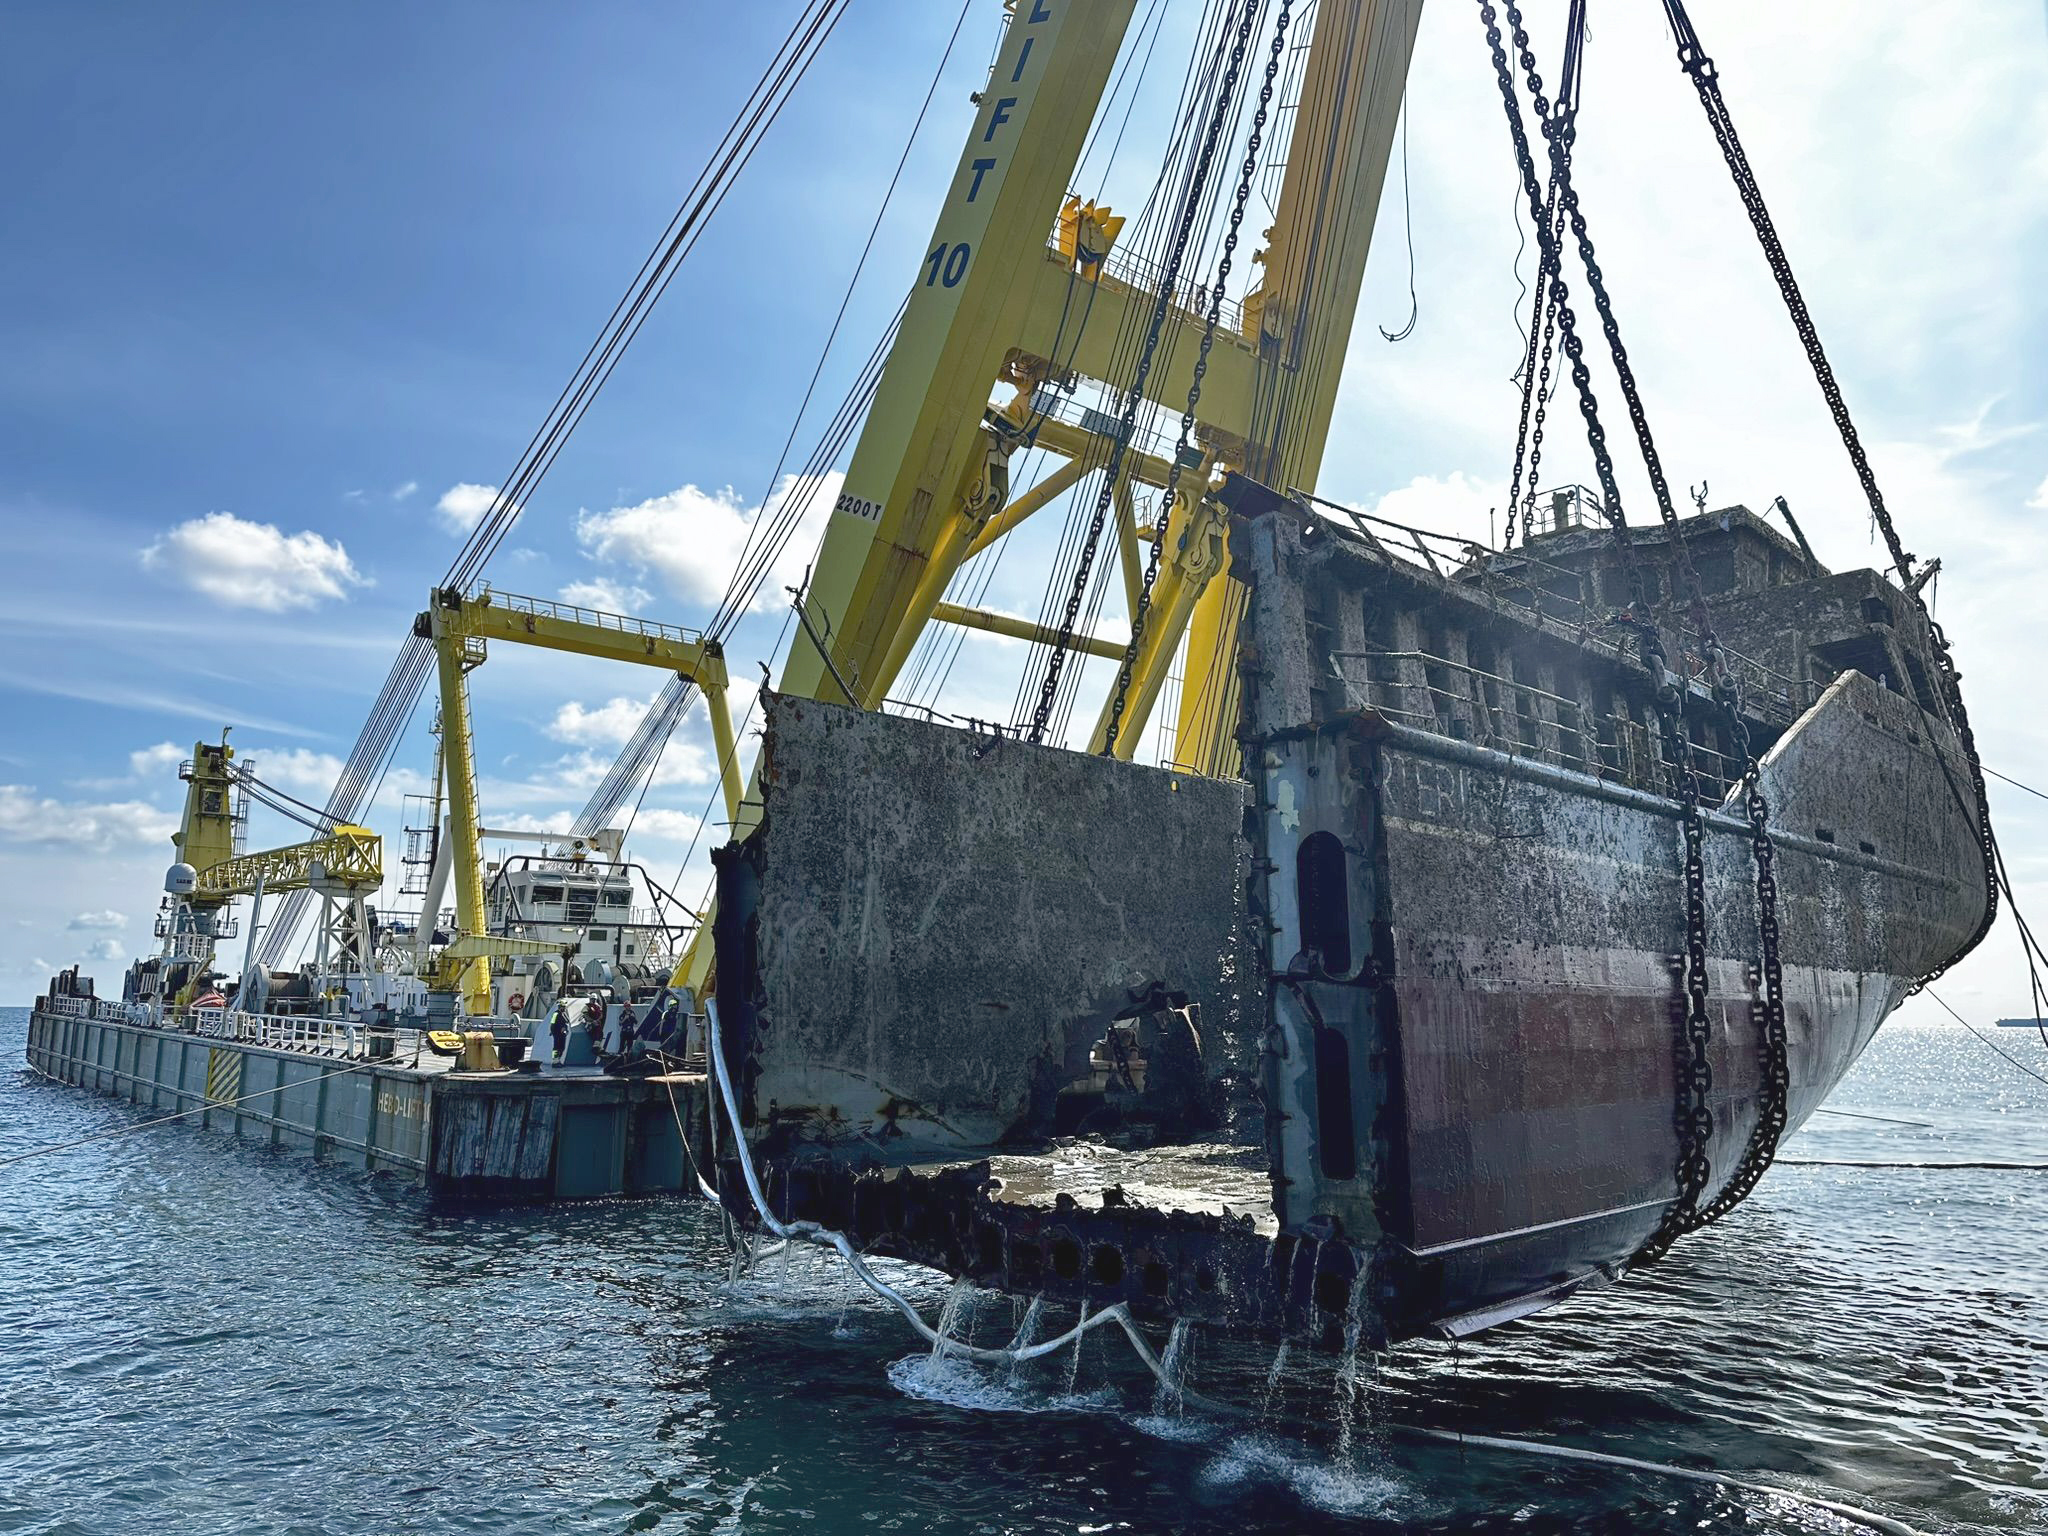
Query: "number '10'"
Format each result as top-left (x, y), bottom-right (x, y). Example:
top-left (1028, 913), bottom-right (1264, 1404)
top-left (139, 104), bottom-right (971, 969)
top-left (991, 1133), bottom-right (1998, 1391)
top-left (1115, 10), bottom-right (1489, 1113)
top-left (924, 241), bottom-right (972, 288)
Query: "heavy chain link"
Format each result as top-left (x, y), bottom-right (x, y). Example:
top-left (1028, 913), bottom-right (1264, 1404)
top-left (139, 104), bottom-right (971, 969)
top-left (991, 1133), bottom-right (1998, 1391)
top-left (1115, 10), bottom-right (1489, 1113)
top-left (1103, 0), bottom-right (1294, 754)
top-left (1483, 0), bottom-right (1768, 1263)
top-left (1660, 0), bottom-right (1998, 990)
top-left (1027, 0), bottom-right (1262, 745)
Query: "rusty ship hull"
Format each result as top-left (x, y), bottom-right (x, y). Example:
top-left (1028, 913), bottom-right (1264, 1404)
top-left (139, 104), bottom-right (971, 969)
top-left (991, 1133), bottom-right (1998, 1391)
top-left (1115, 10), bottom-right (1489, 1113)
top-left (710, 495), bottom-right (1987, 1347)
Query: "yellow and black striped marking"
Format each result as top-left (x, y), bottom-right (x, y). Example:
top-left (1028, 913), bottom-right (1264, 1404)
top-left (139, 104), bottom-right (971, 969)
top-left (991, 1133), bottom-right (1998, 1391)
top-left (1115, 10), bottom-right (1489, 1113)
top-left (204, 1048), bottom-right (243, 1105)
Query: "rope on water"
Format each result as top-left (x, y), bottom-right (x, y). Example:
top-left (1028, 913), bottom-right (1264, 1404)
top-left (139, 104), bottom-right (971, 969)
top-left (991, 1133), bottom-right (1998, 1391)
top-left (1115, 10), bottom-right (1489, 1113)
top-left (699, 1003), bottom-right (1930, 1534)
top-left (1409, 1428), bottom-right (1924, 1536)
top-left (1776, 1159), bottom-right (2047, 1171)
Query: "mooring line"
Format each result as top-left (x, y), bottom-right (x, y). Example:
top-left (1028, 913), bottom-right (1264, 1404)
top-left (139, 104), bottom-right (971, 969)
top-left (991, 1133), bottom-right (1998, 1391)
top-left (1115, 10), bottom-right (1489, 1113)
top-left (6, 1054), bottom-right (383, 1170)
top-left (1777, 1158), bottom-right (2047, 1171)
top-left (1408, 1428), bottom-right (1923, 1536)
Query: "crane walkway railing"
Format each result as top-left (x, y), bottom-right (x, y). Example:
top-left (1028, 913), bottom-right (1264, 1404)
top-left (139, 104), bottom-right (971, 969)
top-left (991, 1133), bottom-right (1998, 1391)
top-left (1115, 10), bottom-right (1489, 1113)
top-left (477, 586), bottom-right (708, 649)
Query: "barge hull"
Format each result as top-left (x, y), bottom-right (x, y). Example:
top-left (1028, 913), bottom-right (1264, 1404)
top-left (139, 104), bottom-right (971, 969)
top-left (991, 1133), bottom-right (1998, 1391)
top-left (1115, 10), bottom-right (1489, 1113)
top-left (24, 1008), bottom-right (708, 1202)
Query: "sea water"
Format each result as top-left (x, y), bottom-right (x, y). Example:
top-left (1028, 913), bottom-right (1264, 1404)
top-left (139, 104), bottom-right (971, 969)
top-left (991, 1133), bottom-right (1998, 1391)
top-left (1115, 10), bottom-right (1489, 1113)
top-left (2, 1007), bottom-right (2043, 1533)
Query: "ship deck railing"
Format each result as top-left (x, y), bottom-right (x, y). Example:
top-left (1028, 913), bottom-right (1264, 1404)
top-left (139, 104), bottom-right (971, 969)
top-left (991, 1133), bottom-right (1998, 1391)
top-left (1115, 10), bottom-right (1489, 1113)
top-left (188, 1007), bottom-right (428, 1061)
top-left (1337, 650), bottom-right (1750, 805)
top-left (1302, 499), bottom-right (1816, 728)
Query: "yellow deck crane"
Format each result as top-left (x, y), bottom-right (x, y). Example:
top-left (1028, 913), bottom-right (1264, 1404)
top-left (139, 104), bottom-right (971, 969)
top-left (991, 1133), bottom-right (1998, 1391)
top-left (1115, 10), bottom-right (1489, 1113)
top-left (158, 734), bottom-right (389, 1011)
top-left (419, 585), bottom-right (743, 1017)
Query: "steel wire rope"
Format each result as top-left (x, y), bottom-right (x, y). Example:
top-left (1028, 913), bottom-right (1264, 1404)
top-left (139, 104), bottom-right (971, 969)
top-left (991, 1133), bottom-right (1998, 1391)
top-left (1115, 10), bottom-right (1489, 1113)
top-left (1102, 0), bottom-right (1295, 756)
top-left (264, 1), bottom-right (849, 963)
top-left (459, 0), bottom-right (852, 587)
top-left (573, 300), bottom-right (902, 836)
top-left (1008, 0), bottom-right (1242, 730)
top-left (582, 3), bottom-right (973, 834)
top-left (1076, 4), bottom-right (1282, 748)
top-left (1025, 0), bottom-right (1269, 745)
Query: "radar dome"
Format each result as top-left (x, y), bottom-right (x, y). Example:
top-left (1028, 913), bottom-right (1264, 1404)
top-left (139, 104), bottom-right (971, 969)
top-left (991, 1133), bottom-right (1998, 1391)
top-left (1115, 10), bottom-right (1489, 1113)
top-left (164, 863), bottom-right (197, 896)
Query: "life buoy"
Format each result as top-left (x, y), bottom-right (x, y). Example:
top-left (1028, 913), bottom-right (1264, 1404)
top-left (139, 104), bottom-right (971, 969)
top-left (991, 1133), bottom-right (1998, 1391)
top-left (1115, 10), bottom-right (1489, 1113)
top-left (507, 991), bottom-right (527, 1014)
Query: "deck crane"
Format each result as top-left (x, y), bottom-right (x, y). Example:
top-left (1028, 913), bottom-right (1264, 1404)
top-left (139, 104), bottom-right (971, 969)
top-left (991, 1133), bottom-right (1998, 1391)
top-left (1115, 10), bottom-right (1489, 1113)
top-left (417, 585), bottom-right (744, 1017)
top-left (154, 734), bottom-right (389, 1010)
top-left (621, 0), bottom-right (1421, 998)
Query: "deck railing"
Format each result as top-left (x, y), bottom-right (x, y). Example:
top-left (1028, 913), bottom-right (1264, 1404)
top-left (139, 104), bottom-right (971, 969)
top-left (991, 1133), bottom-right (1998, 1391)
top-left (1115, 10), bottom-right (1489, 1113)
top-left (186, 1007), bottom-right (425, 1059)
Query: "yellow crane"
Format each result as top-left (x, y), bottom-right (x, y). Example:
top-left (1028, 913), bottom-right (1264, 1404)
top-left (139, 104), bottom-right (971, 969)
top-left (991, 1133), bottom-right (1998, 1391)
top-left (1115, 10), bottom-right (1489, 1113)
top-left (632, 2), bottom-right (1421, 1001)
top-left (780, 0), bottom-right (1419, 774)
top-left (420, 585), bottom-right (743, 1016)
top-left (159, 736), bottom-right (390, 1008)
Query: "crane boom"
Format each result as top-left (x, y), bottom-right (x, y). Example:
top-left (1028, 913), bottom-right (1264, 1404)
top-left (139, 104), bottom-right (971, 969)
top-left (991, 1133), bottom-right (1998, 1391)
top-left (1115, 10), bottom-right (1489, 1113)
top-left (193, 827), bottom-right (383, 900)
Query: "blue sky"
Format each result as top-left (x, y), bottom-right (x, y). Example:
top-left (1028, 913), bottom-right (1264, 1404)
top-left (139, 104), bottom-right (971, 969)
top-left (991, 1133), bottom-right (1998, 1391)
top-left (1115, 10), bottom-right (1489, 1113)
top-left (3, 0), bottom-right (2045, 1040)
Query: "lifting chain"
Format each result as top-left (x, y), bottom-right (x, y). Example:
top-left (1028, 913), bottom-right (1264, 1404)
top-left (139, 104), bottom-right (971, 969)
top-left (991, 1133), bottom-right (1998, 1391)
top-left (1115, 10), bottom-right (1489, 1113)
top-left (1103, 0), bottom-right (1295, 755)
top-left (1660, 0), bottom-right (1999, 990)
top-left (1027, 0), bottom-right (1262, 746)
top-left (1482, 0), bottom-right (1787, 1264)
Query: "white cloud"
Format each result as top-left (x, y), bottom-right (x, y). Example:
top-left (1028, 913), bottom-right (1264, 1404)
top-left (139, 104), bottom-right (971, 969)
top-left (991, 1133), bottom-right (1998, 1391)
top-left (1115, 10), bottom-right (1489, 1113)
top-left (83, 937), bottom-right (126, 962)
top-left (2028, 474), bottom-right (2048, 511)
top-left (68, 910), bottom-right (125, 931)
top-left (574, 471), bottom-right (840, 616)
top-left (141, 512), bottom-right (367, 612)
top-left (0, 785), bottom-right (177, 852)
top-left (394, 480), bottom-right (419, 502)
top-left (436, 482), bottom-right (504, 535)
top-left (1362, 471), bottom-right (1506, 546)
top-left (129, 742), bottom-right (184, 779)
top-left (547, 694), bottom-right (658, 748)
top-left (245, 746), bottom-right (345, 795)
top-left (558, 578), bottom-right (653, 614)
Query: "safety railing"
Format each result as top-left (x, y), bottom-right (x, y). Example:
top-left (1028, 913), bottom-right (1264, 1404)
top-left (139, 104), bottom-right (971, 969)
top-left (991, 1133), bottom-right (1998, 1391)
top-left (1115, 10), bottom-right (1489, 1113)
top-left (1300, 495), bottom-right (1816, 729)
top-left (185, 1007), bottom-right (421, 1059)
top-left (477, 586), bottom-right (707, 648)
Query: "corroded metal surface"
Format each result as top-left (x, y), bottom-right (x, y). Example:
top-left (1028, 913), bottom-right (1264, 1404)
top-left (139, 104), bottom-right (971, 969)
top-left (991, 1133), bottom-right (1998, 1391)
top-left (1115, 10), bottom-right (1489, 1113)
top-left (721, 696), bottom-right (1247, 1151)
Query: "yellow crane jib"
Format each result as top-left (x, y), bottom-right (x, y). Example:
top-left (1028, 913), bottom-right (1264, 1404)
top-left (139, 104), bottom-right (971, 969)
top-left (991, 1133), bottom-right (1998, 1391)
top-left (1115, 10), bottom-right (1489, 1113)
top-left (419, 585), bottom-right (743, 1017)
top-left (194, 827), bottom-right (384, 900)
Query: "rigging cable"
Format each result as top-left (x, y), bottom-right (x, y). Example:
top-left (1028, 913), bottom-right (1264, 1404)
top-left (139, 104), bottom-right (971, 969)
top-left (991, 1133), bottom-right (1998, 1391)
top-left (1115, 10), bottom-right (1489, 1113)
top-left (574, 0), bottom-right (976, 836)
top-left (1656, 0), bottom-right (1999, 989)
top-left (259, 0), bottom-right (851, 966)
top-left (1376, 101), bottom-right (1418, 342)
top-left (1475, 0), bottom-right (1782, 1265)
top-left (1026, 0), bottom-right (1268, 745)
top-left (1104, 0), bottom-right (1297, 755)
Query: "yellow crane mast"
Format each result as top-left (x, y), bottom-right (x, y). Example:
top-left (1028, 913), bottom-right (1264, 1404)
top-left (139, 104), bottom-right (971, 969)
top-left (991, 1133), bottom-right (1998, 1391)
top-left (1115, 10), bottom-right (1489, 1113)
top-left (784, 0), bottom-right (1420, 773)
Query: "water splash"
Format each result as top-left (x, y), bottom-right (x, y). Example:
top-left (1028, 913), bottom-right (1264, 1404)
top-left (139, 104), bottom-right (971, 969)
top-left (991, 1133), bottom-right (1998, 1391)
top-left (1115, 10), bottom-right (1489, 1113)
top-left (1260, 1340), bottom-right (1292, 1424)
top-left (1065, 1300), bottom-right (1089, 1396)
top-left (1005, 1295), bottom-right (1045, 1388)
top-left (930, 1279), bottom-right (973, 1362)
top-left (1333, 1264), bottom-right (1377, 1471)
top-left (1151, 1318), bottom-right (1193, 1418)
